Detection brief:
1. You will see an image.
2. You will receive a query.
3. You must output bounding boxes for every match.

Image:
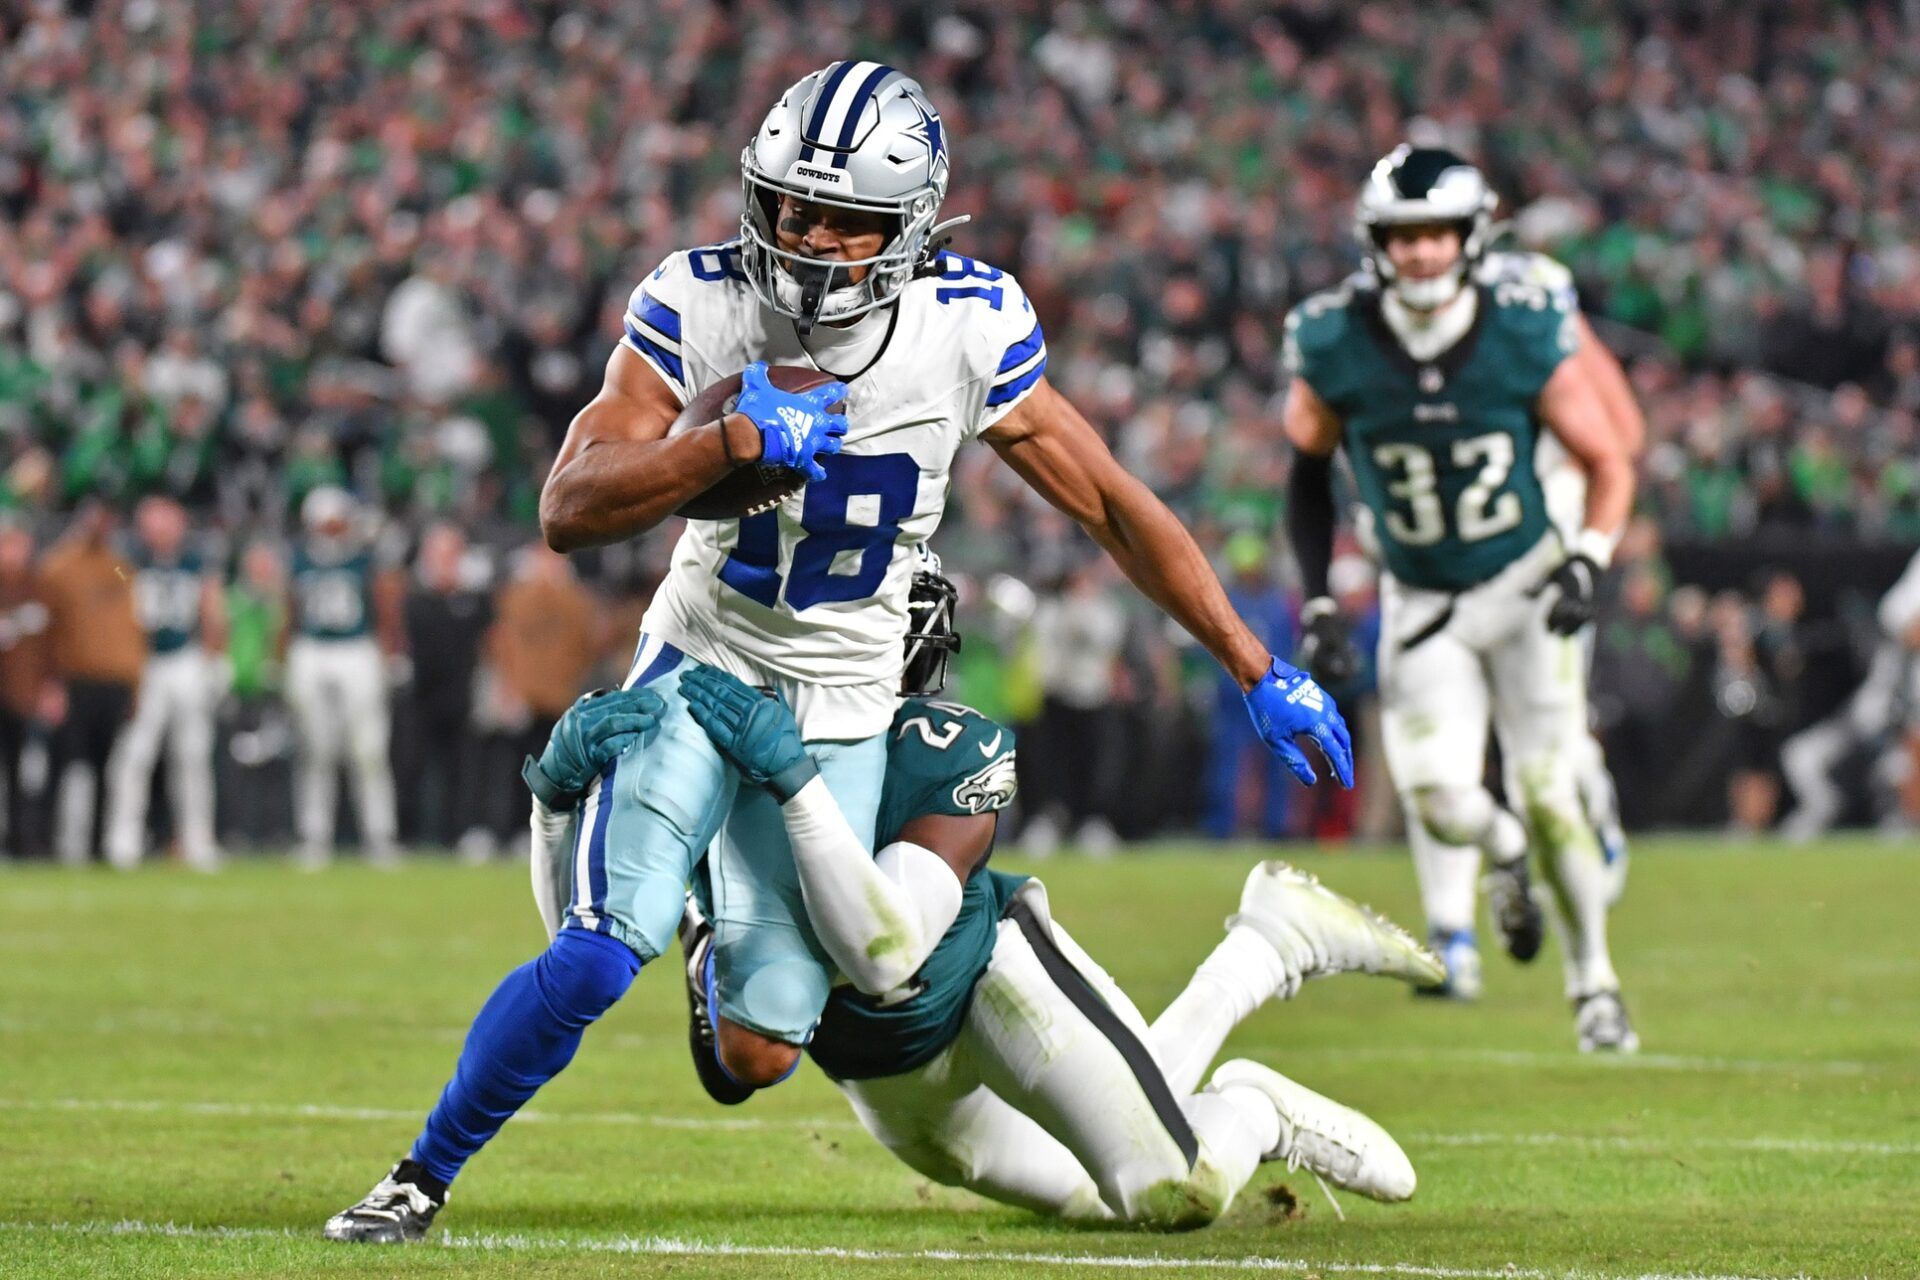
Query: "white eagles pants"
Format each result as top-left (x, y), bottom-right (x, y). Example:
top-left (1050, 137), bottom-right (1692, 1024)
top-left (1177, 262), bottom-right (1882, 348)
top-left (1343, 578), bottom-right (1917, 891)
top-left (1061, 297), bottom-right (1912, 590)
top-left (104, 647), bottom-right (218, 869)
top-left (1379, 535), bottom-right (1619, 997)
top-left (834, 883), bottom-right (1265, 1229)
top-left (285, 636), bottom-right (396, 859)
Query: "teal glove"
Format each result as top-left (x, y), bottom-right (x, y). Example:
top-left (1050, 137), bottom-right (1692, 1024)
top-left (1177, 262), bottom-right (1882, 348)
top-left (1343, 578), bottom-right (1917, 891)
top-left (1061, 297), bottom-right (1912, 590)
top-left (680, 664), bottom-right (819, 802)
top-left (522, 686), bottom-right (666, 808)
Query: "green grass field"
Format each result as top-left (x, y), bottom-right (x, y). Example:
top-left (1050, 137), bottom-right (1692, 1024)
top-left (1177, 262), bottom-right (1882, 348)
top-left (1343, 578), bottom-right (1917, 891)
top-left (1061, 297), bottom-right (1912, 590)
top-left (2, 837), bottom-right (1916, 1279)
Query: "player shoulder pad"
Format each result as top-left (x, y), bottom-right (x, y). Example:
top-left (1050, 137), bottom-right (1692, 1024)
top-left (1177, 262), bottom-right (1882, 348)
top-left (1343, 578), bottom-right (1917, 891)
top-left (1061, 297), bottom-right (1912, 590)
top-left (1485, 270), bottom-right (1580, 362)
top-left (621, 243), bottom-right (750, 404)
top-left (923, 252), bottom-right (1046, 425)
top-left (1479, 250), bottom-right (1578, 309)
top-left (1283, 278), bottom-right (1363, 379)
top-left (891, 697), bottom-right (1019, 817)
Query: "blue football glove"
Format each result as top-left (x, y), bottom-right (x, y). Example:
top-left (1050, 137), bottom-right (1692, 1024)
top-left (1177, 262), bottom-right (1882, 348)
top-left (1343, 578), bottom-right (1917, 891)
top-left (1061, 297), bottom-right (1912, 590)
top-left (680, 664), bottom-right (820, 802)
top-left (522, 686), bottom-right (665, 808)
top-left (734, 360), bottom-right (849, 483)
top-left (1243, 657), bottom-right (1355, 788)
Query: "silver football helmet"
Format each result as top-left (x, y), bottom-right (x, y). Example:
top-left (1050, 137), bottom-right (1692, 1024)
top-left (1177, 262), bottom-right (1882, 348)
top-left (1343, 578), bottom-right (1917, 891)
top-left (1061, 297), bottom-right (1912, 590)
top-left (740, 62), bottom-right (959, 332)
top-left (1355, 145), bottom-right (1497, 310)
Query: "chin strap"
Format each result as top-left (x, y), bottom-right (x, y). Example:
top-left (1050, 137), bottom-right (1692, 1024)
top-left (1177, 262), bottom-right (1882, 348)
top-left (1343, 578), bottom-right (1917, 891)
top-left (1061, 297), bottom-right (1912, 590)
top-left (911, 214), bottom-right (974, 277)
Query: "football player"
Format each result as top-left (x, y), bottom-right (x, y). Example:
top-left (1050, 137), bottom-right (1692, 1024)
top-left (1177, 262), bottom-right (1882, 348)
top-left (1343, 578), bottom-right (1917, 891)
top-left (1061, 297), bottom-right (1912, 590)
top-left (1284, 147), bottom-right (1640, 1051)
top-left (284, 486), bottom-right (404, 868)
top-left (103, 495), bottom-right (226, 871)
top-left (324, 561), bottom-right (1436, 1239)
top-left (324, 63), bottom-right (1352, 1240)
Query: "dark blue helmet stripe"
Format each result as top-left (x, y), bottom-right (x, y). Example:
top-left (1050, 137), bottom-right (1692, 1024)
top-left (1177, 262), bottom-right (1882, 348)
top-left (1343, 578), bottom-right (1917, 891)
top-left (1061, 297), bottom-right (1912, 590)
top-left (831, 63), bottom-right (897, 168)
top-left (803, 60), bottom-right (855, 145)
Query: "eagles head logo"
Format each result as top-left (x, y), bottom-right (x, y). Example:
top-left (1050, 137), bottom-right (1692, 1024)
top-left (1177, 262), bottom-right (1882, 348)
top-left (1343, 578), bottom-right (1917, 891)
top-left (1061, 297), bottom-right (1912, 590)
top-left (953, 752), bottom-right (1018, 815)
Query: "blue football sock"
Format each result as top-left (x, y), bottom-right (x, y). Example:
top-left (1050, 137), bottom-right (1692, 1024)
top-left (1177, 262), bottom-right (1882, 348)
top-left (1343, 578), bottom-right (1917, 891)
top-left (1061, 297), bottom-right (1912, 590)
top-left (410, 928), bottom-right (640, 1187)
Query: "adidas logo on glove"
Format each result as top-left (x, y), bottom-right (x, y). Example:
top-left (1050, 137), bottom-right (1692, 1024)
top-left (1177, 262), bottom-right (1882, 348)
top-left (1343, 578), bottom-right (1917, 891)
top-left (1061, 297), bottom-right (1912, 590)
top-left (776, 404), bottom-right (814, 438)
top-left (1285, 681), bottom-right (1326, 712)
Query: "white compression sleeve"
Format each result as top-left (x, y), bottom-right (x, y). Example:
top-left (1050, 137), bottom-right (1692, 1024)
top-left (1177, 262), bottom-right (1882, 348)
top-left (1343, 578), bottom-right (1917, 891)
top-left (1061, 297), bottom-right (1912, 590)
top-left (781, 776), bottom-right (963, 996)
top-left (528, 797), bottom-right (574, 942)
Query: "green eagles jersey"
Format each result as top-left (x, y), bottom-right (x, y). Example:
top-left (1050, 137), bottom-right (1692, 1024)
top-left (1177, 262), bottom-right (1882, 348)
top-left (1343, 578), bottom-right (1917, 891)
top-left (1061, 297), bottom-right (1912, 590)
top-left (291, 544), bottom-right (375, 640)
top-left (808, 697), bottom-right (1023, 1082)
top-left (1286, 277), bottom-right (1577, 591)
top-left (131, 547), bottom-right (204, 654)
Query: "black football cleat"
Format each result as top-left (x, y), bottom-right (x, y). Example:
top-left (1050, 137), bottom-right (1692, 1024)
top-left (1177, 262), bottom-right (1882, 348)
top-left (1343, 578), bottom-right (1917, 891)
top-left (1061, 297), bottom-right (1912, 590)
top-left (322, 1159), bottom-right (446, 1243)
top-left (1483, 856), bottom-right (1546, 963)
top-left (680, 901), bottom-right (757, 1106)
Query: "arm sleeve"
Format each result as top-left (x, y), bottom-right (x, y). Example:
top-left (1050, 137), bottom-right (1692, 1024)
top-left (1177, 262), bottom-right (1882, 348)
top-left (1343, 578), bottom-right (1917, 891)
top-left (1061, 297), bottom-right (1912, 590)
top-left (1288, 451), bottom-right (1338, 600)
top-left (528, 797), bottom-right (577, 941)
top-left (779, 775), bottom-right (961, 997)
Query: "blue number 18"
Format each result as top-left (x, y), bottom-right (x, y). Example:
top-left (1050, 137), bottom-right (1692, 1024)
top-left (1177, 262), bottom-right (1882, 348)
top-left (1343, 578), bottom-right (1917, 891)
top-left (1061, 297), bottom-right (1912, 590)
top-left (718, 453), bottom-right (919, 611)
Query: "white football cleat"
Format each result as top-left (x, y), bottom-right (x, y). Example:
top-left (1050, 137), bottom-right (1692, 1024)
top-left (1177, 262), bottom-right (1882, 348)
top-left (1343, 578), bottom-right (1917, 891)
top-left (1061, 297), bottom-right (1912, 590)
top-left (1574, 989), bottom-right (1640, 1054)
top-left (1211, 1058), bottom-right (1417, 1201)
top-left (1226, 861), bottom-right (1445, 990)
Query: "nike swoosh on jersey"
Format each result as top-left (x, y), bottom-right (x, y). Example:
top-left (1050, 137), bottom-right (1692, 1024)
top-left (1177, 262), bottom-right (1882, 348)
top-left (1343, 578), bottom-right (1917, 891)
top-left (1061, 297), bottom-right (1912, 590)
top-left (978, 731), bottom-right (1003, 758)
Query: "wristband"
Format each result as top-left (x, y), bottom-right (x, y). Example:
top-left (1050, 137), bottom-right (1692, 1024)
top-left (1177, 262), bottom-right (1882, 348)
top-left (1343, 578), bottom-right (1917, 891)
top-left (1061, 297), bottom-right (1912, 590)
top-left (1573, 527), bottom-right (1616, 571)
top-left (767, 754), bottom-right (822, 805)
top-left (521, 755), bottom-right (583, 811)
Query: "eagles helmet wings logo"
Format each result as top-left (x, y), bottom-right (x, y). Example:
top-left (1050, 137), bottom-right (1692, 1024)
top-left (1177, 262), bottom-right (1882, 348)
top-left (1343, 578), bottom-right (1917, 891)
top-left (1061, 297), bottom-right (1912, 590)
top-left (952, 751), bottom-right (1018, 815)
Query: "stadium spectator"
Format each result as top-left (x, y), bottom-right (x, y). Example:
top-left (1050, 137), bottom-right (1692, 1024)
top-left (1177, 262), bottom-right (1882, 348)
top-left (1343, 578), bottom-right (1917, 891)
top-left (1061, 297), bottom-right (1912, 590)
top-left (1023, 559), bottom-right (1128, 856)
top-left (479, 541), bottom-right (597, 853)
top-left (397, 523), bottom-right (492, 851)
top-left (39, 501), bottom-right (142, 863)
top-left (220, 539), bottom-right (293, 848)
top-left (0, 517), bottom-right (58, 858)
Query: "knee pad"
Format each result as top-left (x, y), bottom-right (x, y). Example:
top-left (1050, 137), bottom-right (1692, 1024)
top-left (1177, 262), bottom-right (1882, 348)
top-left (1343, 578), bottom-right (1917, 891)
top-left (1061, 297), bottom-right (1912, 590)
top-left (1410, 786), bottom-right (1494, 848)
top-left (535, 929), bottom-right (641, 1028)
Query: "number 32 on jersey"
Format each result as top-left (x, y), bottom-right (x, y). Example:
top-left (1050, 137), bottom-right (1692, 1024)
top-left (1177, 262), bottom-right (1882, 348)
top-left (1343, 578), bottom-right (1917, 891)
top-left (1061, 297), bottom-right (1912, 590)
top-left (1372, 432), bottom-right (1521, 547)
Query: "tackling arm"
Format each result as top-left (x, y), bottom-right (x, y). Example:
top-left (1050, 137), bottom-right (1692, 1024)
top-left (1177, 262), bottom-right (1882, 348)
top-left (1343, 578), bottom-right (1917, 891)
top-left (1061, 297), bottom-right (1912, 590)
top-left (775, 777), bottom-right (980, 996)
top-left (539, 346), bottom-right (760, 552)
top-left (984, 379), bottom-right (1270, 689)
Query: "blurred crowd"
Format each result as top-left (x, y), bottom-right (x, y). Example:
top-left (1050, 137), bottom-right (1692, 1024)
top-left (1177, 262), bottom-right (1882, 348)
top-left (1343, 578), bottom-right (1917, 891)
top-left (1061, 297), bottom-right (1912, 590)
top-left (4, 0), bottom-right (1920, 855)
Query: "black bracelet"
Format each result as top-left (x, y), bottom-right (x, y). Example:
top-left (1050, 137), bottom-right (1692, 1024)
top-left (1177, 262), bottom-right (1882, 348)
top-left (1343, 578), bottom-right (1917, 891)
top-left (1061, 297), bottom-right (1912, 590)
top-left (718, 415), bottom-right (738, 466)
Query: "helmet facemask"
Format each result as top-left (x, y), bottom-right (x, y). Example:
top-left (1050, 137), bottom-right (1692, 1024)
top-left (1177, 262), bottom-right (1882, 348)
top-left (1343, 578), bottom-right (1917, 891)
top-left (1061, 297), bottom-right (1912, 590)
top-left (739, 171), bottom-right (941, 333)
top-left (901, 566), bottom-right (962, 696)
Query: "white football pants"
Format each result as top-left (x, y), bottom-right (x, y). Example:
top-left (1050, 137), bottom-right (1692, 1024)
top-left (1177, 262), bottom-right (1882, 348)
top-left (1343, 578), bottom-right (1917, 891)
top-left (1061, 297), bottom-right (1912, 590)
top-left (1379, 536), bottom-right (1619, 998)
top-left (286, 637), bottom-right (396, 863)
top-left (834, 884), bottom-right (1270, 1228)
top-left (104, 648), bottom-right (218, 870)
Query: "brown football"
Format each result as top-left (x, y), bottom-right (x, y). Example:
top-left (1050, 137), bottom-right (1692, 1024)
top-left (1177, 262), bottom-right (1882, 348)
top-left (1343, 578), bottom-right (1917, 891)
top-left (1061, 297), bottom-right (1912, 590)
top-left (670, 365), bottom-right (841, 520)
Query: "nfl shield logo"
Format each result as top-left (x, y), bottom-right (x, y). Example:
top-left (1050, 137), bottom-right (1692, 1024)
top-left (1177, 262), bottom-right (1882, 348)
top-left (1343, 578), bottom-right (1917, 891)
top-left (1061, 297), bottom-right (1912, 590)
top-left (1420, 366), bottom-right (1444, 394)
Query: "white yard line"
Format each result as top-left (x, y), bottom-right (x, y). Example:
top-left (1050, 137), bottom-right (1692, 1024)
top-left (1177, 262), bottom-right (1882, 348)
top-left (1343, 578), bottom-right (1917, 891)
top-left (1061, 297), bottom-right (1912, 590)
top-left (1261, 1046), bottom-right (1880, 1077)
top-left (1406, 1131), bottom-right (1920, 1157)
top-left (0, 1219), bottom-right (1808, 1280)
top-left (12, 1096), bottom-right (1910, 1159)
top-left (0, 1096), bottom-right (857, 1132)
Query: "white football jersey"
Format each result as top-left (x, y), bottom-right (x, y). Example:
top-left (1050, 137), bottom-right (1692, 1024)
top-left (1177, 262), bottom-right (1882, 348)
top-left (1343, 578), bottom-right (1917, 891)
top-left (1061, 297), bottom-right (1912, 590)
top-left (1479, 250), bottom-right (1585, 540)
top-left (620, 241), bottom-right (1047, 740)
